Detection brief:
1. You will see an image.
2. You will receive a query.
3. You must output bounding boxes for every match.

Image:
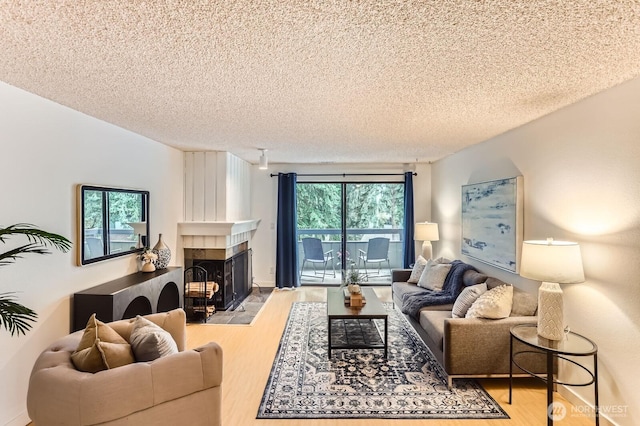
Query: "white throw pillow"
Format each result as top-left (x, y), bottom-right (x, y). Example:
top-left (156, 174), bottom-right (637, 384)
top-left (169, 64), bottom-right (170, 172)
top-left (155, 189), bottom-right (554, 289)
top-left (129, 315), bottom-right (179, 362)
top-left (407, 255), bottom-right (428, 283)
top-left (466, 284), bottom-right (514, 319)
top-left (452, 283), bottom-right (488, 318)
top-left (417, 260), bottom-right (452, 291)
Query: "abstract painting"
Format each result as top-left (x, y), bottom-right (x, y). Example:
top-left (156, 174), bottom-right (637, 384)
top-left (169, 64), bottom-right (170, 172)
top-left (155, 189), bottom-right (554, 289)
top-left (461, 176), bottom-right (523, 273)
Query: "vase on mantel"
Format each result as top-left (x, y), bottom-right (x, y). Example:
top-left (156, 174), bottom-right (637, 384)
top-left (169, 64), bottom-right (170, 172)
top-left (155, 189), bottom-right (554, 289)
top-left (152, 233), bottom-right (171, 269)
top-left (141, 261), bottom-right (156, 273)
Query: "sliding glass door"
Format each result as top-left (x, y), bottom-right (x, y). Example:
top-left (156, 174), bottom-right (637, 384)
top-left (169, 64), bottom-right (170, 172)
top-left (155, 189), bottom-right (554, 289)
top-left (297, 181), bottom-right (404, 285)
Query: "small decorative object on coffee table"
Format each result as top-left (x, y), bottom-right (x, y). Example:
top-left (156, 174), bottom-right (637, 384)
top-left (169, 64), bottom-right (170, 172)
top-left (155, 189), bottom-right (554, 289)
top-left (346, 283), bottom-right (365, 307)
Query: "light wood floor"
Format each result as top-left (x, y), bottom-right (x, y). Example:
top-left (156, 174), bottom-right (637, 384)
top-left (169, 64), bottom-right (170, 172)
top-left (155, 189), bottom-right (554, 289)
top-left (187, 286), bottom-right (595, 426)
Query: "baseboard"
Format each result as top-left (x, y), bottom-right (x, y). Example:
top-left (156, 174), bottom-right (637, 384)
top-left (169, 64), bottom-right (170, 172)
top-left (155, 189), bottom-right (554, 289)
top-left (5, 410), bottom-right (30, 426)
top-left (558, 385), bottom-right (619, 426)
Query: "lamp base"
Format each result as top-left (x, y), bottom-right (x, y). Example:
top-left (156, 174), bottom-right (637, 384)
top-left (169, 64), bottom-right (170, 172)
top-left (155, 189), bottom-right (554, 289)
top-left (421, 241), bottom-right (433, 260)
top-left (537, 282), bottom-right (564, 340)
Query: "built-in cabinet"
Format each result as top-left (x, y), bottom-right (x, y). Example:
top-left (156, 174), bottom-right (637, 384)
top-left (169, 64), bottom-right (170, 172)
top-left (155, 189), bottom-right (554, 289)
top-left (72, 267), bottom-right (183, 332)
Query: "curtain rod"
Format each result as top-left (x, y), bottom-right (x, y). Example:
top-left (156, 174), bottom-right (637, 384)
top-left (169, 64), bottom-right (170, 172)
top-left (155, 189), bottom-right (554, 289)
top-left (269, 172), bottom-right (417, 177)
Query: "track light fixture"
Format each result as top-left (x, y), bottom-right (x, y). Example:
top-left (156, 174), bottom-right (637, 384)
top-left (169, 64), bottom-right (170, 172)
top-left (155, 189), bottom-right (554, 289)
top-left (259, 149), bottom-right (268, 170)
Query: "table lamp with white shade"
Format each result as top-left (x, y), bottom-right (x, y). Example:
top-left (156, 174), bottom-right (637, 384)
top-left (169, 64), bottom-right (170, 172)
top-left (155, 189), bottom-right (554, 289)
top-left (127, 222), bottom-right (147, 247)
top-left (520, 238), bottom-right (585, 340)
top-left (414, 222), bottom-right (439, 260)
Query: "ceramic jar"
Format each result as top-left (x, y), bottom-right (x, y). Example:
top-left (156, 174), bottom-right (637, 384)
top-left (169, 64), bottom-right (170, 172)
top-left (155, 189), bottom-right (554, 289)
top-left (152, 233), bottom-right (171, 269)
top-left (141, 261), bottom-right (156, 272)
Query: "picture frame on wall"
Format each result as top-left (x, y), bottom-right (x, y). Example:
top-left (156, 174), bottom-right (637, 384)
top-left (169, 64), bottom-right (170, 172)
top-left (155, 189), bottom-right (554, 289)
top-left (461, 176), bottom-right (523, 273)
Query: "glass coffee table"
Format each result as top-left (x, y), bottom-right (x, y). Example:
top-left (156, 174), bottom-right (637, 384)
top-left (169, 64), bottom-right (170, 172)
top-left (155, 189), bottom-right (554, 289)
top-left (327, 287), bottom-right (388, 358)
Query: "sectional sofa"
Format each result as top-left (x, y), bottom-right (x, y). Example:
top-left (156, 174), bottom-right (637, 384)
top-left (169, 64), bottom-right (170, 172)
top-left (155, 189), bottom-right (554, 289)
top-left (392, 262), bottom-right (547, 387)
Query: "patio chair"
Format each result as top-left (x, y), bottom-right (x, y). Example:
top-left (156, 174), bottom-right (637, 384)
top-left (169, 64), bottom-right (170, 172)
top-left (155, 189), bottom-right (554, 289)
top-left (358, 237), bottom-right (391, 280)
top-left (84, 237), bottom-right (104, 259)
top-left (300, 238), bottom-right (335, 282)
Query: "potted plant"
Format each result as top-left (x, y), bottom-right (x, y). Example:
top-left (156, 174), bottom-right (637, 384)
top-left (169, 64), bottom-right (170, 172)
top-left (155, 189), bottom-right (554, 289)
top-left (0, 223), bottom-right (71, 336)
top-left (344, 265), bottom-right (365, 294)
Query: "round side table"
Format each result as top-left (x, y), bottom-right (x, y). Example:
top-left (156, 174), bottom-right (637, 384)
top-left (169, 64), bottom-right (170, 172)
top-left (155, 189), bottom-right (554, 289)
top-left (509, 324), bottom-right (599, 426)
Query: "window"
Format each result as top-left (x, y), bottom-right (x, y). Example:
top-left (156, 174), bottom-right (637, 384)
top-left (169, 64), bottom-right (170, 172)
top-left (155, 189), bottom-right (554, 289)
top-left (296, 181), bottom-right (404, 284)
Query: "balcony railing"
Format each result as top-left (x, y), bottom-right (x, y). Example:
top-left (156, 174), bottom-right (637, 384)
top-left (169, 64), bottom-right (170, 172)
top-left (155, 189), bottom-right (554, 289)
top-left (297, 228), bottom-right (404, 283)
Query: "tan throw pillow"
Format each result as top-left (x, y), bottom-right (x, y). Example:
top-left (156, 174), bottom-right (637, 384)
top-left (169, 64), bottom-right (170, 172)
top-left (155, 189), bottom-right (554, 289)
top-left (71, 314), bottom-right (135, 373)
top-left (466, 284), bottom-right (514, 319)
top-left (407, 255), bottom-right (428, 283)
top-left (510, 290), bottom-right (538, 316)
top-left (129, 315), bottom-right (179, 362)
top-left (417, 260), bottom-right (452, 291)
top-left (452, 283), bottom-right (487, 318)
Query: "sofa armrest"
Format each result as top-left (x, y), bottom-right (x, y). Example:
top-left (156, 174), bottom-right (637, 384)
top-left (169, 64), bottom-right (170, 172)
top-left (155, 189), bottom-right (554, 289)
top-left (443, 316), bottom-right (539, 375)
top-left (392, 269), bottom-right (412, 283)
top-left (193, 341), bottom-right (224, 388)
top-left (150, 342), bottom-right (223, 404)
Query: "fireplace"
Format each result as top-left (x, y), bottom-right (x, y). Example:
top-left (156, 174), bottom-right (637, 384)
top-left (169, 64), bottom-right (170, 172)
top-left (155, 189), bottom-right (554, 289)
top-left (184, 244), bottom-right (252, 311)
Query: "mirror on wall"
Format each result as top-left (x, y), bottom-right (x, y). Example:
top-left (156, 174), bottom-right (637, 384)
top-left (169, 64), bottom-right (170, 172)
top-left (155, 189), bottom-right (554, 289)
top-left (77, 185), bottom-right (149, 265)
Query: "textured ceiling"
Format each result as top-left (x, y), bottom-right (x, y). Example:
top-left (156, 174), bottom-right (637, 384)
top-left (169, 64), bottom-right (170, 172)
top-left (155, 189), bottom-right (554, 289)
top-left (1, 1), bottom-right (640, 165)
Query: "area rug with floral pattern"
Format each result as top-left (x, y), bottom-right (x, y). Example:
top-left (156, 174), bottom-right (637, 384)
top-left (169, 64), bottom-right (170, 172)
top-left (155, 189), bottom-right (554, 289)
top-left (257, 301), bottom-right (509, 419)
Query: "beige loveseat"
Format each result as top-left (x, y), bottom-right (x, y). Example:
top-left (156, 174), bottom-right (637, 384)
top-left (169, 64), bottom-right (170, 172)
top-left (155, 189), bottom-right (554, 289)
top-left (27, 308), bottom-right (222, 426)
top-left (392, 267), bottom-right (546, 388)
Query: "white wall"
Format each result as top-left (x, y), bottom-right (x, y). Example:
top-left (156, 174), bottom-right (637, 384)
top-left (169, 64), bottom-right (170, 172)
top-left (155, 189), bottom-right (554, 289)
top-left (0, 82), bottom-right (184, 425)
top-left (250, 162), bottom-right (432, 286)
top-left (431, 76), bottom-right (640, 426)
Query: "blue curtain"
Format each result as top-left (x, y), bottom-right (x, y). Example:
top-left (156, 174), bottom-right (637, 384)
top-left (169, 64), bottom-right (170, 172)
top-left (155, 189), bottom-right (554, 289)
top-left (402, 172), bottom-right (415, 268)
top-left (275, 173), bottom-right (299, 288)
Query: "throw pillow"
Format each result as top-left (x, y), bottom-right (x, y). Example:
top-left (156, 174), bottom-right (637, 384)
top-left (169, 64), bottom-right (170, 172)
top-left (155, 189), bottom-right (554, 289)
top-left (451, 283), bottom-right (488, 318)
top-left (510, 290), bottom-right (538, 316)
top-left (71, 314), bottom-right (135, 373)
top-left (417, 260), bottom-right (452, 291)
top-left (407, 255), bottom-right (428, 283)
top-left (466, 284), bottom-right (514, 319)
top-left (129, 315), bottom-right (179, 362)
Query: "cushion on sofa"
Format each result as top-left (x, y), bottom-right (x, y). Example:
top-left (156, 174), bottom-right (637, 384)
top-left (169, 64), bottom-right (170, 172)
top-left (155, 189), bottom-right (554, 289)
top-left (485, 276), bottom-right (509, 289)
top-left (452, 283), bottom-right (487, 318)
top-left (466, 284), bottom-right (513, 319)
top-left (417, 260), bottom-right (452, 291)
top-left (463, 270), bottom-right (488, 287)
top-left (129, 315), bottom-right (179, 362)
top-left (407, 255), bottom-right (428, 283)
top-left (510, 288), bottom-right (538, 316)
top-left (486, 277), bottom-right (537, 316)
top-left (419, 310), bottom-right (451, 351)
top-left (71, 314), bottom-right (135, 373)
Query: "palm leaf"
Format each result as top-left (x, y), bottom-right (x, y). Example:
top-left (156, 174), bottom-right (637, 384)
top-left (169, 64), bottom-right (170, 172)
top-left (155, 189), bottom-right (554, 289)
top-left (0, 224), bottom-right (72, 336)
top-left (0, 224), bottom-right (72, 266)
top-left (0, 243), bottom-right (50, 266)
top-left (0, 223), bottom-right (72, 252)
top-left (0, 293), bottom-right (38, 336)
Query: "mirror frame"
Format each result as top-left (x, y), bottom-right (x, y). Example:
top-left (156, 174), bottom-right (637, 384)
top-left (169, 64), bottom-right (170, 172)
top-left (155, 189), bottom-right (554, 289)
top-left (76, 184), bottom-right (150, 266)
